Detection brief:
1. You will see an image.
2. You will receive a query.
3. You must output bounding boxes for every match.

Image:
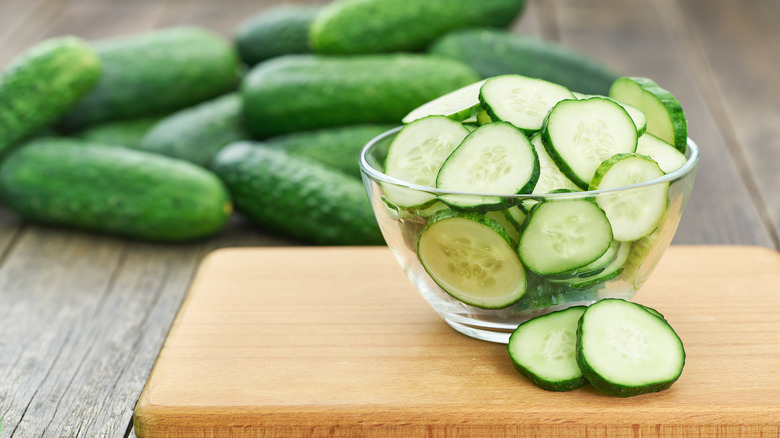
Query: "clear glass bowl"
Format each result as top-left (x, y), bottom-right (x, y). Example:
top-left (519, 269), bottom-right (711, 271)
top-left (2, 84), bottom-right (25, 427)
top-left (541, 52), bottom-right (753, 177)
top-left (360, 127), bottom-right (699, 343)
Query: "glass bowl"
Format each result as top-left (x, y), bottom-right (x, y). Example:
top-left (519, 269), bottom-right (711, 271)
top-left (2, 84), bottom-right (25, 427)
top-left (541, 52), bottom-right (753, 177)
top-left (360, 127), bottom-right (699, 344)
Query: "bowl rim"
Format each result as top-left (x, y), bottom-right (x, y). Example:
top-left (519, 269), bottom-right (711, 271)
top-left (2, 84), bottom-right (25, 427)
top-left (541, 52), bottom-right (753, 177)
top-left (359, 126), bottom-right (700, 199)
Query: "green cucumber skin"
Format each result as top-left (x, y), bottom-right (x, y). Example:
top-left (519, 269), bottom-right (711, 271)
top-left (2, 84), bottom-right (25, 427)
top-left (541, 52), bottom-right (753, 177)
top-left (429, 29), bottom-right (619, 95)
top-left (235, 5), bottom-right (322, 66)
top-left (309, 0), bottom-right (525, 54)
top-left (59, 27), bottom-right (240, 129)
top-left (0, 137), bottom-right (232, 242)
top-left (211, 142), bottom-right (384, 245)
top-left (263, 124), bottom-right (397, 179)
top-left (0, 37), bottom-right (100, 154)
top-left (72, 117), bottom-right (162, 149)
top-left (139, 93), bottom-right (250, 167)
top-left (241, 54), bottom-right (480, 138)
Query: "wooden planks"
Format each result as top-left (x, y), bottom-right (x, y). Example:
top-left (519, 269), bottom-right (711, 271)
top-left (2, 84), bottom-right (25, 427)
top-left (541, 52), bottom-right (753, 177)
top-left (135, 245), bottom-right (780, 437)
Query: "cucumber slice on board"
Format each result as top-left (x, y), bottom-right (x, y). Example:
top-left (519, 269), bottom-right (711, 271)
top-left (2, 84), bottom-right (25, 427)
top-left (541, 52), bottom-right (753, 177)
top-left (590, 153), bottom-right (667, 242)
top-left (383, 116), bottom-right (470, 207)
top-left (508, 306), bottom-right (588, 392)
top-left (609, 76), bottom-right (687, 153)
top-left (480, 74), bottom-right (575, 134)
top-left (436, 121), bottom-right (539, 210)
top-left (402, 79), bottom-right (486, 124)
top-left (541, 97), bottom-right (638, 190)
top-left (576, 298), bottom-right (685, 397)
top-left (417, 209), bottom-right (526, 309)
top-left (636, 133), bottom-right (687, 174)
top-left (517, 198), bottom-right (613, 276)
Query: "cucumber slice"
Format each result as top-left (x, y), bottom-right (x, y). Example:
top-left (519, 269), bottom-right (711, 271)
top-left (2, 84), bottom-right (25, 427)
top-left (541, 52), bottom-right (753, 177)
top-left (529, 132), bottom-right (581, 195)
top-left (480, 74), bottom-right (575, 134)
top-left (485, 209), bottom-right (520, 246)
top-left (383, 116), bottom-right (470, 207)
top-left (609, 77), bottom-right (687, 152)
top-left (590, 153), bottom-right (667, 241)
top-left (436, 122), bottom-right (539, 210)
top-left (546, 240), bottom-right (621, 281)
top-left (562, 241), bottom-right (630, 289)
top-left (575, 93), bottom-right (648, 136)
top-left (417, 209), bottom-right (526, 309)
top-left (508, 306), bottom-right (588, 392)
top-left (502, 205), bottom-right (526, 229)
top-left (541, 97), bottom-right (638, 190)
top-left (517, 198), bottom-right (613, 276)
top-left (402, 79), bottom-right (486, 124)
top-left (636, 133), bottom-right (687, 174)
top-left (576, 298), bottom-right (685, 397)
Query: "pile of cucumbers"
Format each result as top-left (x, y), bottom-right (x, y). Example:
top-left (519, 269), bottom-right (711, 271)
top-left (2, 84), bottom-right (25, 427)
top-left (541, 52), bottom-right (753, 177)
top-left (0, 0), bottom-right (621, 244)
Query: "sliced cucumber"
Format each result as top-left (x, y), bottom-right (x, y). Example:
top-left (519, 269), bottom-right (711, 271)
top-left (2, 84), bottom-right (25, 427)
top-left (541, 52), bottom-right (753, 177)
top-left (480, 74), bottom-right (575, 134)
top-left (436, 122), bottom-right (539, 210)
top-left (402, 79), bottom-right (486, 124)
top-left (590, 153), bottom-right (667, 241)
top-left (383, 116), bottom-right (470, 207)
top-left (417, 209), bottom-right (526, 309)
top-left (576, 298), bottom-right (685, 397)
top-left (575, 93), bottom-right (647, 136)
top-left (541, 97), bottom-right (638, 190)
top-left (517, 198), bottom-right (613, 276)
top-left (529, 132), bottom-right (581, 195)
top-left (503, 205), bottom-right (526, 229)
top-left (609, 76), bottom-right (687, 152)
top-left (563, 241), bottom-right (630, 289)
top-left (636, 133), bottom-right (687, 174)
top-left (508, 306), bottom-right (588, 392)
top-left (485, 209), bottom-right (520, 246)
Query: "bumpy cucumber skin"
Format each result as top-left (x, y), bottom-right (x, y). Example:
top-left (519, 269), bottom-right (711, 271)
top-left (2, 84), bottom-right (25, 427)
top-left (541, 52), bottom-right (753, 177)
top-left (575, 299), bottom-right (685, 397)
top-left (0, 36), bottom-right (100, 154)
top-left (139, 93), bottom-right (250, 167)
top-left (211, 142), bottom-right (384, 245)
top-left (73, 117), bottom-right (162, 148)
top-left (0, 137), bottom-right (232, 241)
top-left (264, 124), bottom-right (396, 179)
top-left (59, 27), bottom-right (240, 129)
top-left (241, 54), bottom-right (480, 138)
top-left (508, 306), bottom-right (589, 392)
top-left (429, 29), bottom-right (619, 95)
top-left (309, 0), bottom-right (525, 54)
top-left (235, 5), bottom-right (322, 66)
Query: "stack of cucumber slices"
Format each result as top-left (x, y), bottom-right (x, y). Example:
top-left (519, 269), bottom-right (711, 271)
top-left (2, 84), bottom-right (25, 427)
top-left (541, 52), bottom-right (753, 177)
top-left (384, 74), bottom-right (689, 310)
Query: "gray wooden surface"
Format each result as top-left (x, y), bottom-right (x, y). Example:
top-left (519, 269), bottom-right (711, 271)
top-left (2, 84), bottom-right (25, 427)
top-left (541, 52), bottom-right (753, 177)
top-left (0, 0), bottom-right (778, 436)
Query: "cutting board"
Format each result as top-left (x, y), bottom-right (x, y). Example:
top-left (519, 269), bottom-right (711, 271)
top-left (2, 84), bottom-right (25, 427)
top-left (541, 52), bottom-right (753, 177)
top-left (134, 245), bottom-right (780, 437)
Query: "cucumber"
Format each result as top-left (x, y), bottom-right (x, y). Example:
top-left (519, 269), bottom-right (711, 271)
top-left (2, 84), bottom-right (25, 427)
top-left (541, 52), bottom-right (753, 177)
top-left (436, 121), bottom-right (539, 209)
top-left (72, 117), bottom-right (161, 148)
top-left (609, 77), bottom-right (687, 152)
top-left (383, 116), bottom-right (470, 208)
top-left (541, 97), bottom-right (638, 189)
top-left (210, 142), bottom-right (383, 245)
top-left (242, 54), bottom-right (480, 138)
top-left (264, 124), bottom-right (397, 179)
top-left (417, 209), bottom-right (526, 309)
top-left (59, 27), bottom-right (240, 129)
top-left (576, 298), bottom-right (685, 397)
top-left (429, 29), bottom-right (619, 95)
top-left (508, 306), bottom-right (588, 391)
top-left (589, 154), bottom-right (667, 242)
top-left (555, 241), bottom-right (631, 290)
top-left (309, 0), bottom-right (525, 54)
top-left (480, 74), bottom-right (575, 135)
top-left (139, 93), bottom-right (250, 166)
top-left (235, 5), bottom-right (322, 66)
top-left (402, 79), bottom-right (486, 124)
top-left (0, 36), bottom-right (100, 154)
top-left (529, 133), bottom-right (580, 195)
top-left (636, 133), bottom-right (687, 174)
top-left (575, 93), bottom-right (647, 136)
top-left (0, 137), bottom-right (232, 241)
top-left (517, 199), bottom-right (613, 276)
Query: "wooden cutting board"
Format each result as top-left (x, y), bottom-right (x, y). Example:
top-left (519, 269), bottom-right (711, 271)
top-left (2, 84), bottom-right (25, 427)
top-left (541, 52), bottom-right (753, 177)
top-left (134, 245), bottom-right (780, 437)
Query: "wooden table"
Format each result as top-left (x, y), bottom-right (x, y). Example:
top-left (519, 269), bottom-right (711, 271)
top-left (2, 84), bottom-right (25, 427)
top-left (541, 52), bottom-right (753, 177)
top-left (0, 0), bottom-right (777, 436)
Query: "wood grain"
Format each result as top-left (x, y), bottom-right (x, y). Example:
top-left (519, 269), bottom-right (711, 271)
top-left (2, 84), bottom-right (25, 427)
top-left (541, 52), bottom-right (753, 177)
top-left (135, 245), bottom-right (780, 437)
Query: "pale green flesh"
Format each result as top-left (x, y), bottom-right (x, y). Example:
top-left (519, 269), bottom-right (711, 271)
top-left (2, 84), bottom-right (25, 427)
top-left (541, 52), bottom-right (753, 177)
top-left (609, 78), bottom-right (686, 150)
top-left (383, 116), bottom-right (469, 207)
top-left (402, 79), bottom-right (486, 124)
top-left (565, 241), bottom-right (630, 287)
top-left (544, 98), bottom-right (637, 188)
top-left (485, 210), bottom-right (520, 244)
top-left (518, 199), bottom-right (613, 275)
top-left (636, 133), bottom-right (687, 174)
top-left (509, 306), bottom-right (586, 382)
top-left (530, 133), bottom-right (580, 194)
top-left (580, 300), bottom-right (684, 386)
top-left (593, 156), bottom-right (667, 241)
top-left (418, 217), bottom-right (526, 308)
top-left (575, 93), bottom-right (647, 136)
top-left (481, 75), bottom-right (574, 132)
